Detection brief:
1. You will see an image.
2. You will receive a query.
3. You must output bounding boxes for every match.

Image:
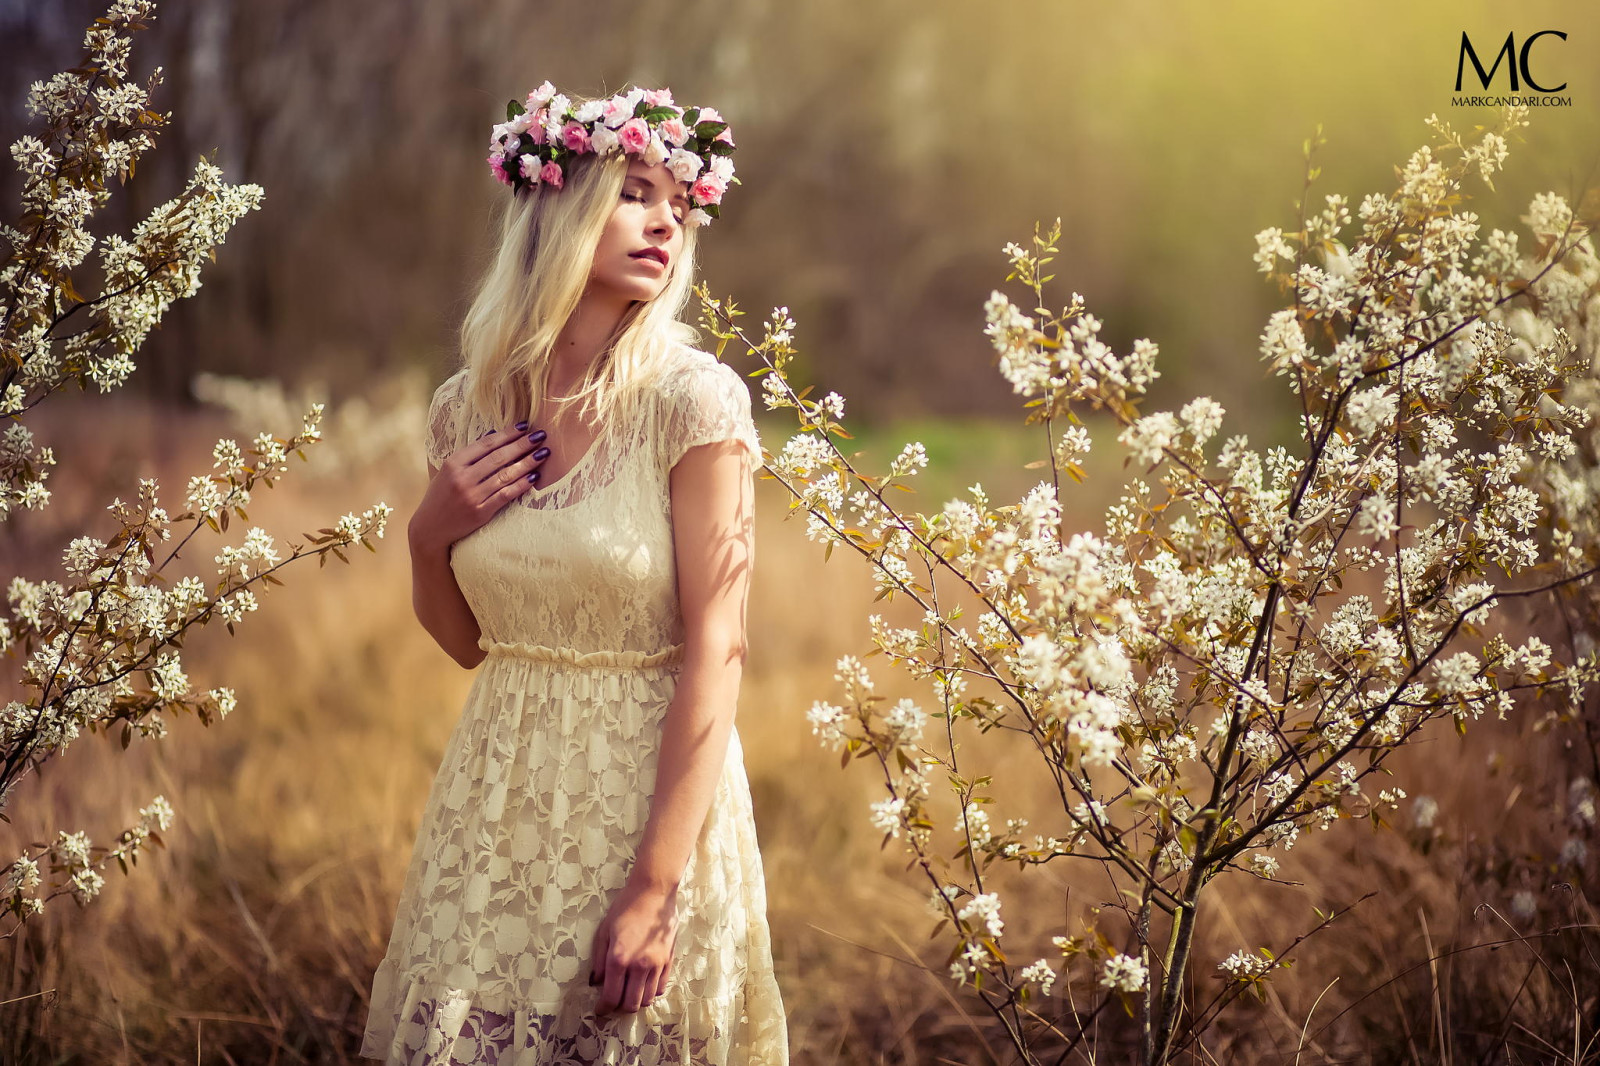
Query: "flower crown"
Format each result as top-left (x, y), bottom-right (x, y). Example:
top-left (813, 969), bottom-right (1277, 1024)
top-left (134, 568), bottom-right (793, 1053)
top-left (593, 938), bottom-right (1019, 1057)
top-left (486, 82), bottom-right (738, 227)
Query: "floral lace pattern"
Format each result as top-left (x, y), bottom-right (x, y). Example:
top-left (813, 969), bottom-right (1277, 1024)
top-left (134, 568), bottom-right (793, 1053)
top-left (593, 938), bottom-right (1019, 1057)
top-left (364, 347), bottom-right (785, 1065)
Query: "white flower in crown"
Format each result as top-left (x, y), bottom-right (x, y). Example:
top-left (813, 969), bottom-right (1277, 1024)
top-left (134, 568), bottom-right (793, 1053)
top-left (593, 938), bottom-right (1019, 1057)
top-left (508, 111), bottom-right (534, 135)
top-left (643, 132), bottom-right (669, 167)
top-left (666, 147), bottom-right (704, 183)
top-left (525, 80), bottom-right (557, 111)
top-left (519, 154), bottom-right (540, 182)
top-left (547, 93), bottom-right (571, 119)
top-left (572, 99), bottom-right (606, 124)
top-left (601, 95), bottom-right (635, 129)
top-left (708, 155), bottom-right (734, 182)
top-left (686, 208), bottom-right (712, 228)
top-left (590, 124), bottom-right (621, 156)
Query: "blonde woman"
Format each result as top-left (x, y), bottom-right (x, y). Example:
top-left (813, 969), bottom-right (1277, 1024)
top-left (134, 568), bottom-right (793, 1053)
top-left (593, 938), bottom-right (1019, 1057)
top-left (361, 83), bottom-right (788, 1065)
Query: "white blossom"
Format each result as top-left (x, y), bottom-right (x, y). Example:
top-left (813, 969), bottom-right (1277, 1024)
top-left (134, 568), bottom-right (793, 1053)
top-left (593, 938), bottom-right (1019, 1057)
top-left (1100, 953), bottom-right (1148, 992)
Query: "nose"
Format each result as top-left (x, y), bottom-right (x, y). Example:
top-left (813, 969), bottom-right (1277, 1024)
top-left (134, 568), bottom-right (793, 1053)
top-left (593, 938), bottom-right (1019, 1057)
top-left (647, 198), bottom-right (678, 234)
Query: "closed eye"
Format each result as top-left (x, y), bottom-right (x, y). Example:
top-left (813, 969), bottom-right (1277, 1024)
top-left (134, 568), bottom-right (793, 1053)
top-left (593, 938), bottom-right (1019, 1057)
top-left (623, 188), bottom-right (686, 226)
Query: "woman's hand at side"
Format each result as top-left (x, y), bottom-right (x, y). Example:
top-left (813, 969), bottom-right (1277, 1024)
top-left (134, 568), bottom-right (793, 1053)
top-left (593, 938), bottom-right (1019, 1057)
top-left (409, 426), bottom-right (551, 554)
top-left (589, 878), bottom-right (679, 1016)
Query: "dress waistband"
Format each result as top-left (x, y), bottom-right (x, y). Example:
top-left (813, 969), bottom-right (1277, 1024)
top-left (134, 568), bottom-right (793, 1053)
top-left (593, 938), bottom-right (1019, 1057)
top-left (478, 635), bottom-right (684, 669)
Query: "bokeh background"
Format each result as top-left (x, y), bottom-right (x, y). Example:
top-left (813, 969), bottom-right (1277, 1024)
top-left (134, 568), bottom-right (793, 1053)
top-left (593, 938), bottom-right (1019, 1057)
top-left (2, 0), bottom-right (1599, 1061)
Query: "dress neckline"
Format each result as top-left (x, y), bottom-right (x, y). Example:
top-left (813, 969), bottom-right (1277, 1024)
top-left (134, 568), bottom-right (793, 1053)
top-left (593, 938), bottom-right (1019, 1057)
top-left (451, 357), bottom-right (674, 506)
top-left (525, 420), bottom-right (606, 499)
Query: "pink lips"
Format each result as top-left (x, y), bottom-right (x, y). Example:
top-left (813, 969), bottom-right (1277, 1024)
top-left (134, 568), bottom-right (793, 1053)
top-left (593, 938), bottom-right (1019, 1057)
top-left (631, 247), bottom-right (668, 267)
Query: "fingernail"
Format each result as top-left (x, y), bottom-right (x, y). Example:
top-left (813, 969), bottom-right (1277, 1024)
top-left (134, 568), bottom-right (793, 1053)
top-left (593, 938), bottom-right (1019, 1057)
top-left (479, 430), bottom-right (494, 439)
top-left (527, 472), bottom-right (539, 483)
top-left (534, 446), bottom-right (551, 460)
top-left (527, 430), bottom-right (547, 444)
top-left (515, 420), bottom-right (529, 432)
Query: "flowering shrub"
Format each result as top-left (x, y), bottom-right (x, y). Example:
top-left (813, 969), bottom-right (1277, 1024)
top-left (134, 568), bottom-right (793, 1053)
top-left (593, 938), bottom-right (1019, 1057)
top-left (0, 0), bottom-right (393, 935)
top-left (698, 101), bottom-right (1597, 1061)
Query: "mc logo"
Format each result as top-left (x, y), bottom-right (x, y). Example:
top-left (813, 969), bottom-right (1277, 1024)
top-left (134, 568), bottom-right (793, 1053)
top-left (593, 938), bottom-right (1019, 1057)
top-left (1455, 30), bottom-right (1567, 93)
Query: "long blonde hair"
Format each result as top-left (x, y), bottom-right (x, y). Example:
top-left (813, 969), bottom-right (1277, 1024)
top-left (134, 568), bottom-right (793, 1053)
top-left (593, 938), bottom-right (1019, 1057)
top-left (455, 148), bottom-right (702, 440)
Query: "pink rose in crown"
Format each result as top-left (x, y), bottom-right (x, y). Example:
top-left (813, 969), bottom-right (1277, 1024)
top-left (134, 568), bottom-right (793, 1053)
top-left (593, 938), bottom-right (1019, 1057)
top-left (714, 127), bottom-right (735, 146)
top-left (601, 97), bottom-right (635, 129)
top-left (560, 121), bottom-right (592, 153)
top-left (540, 161), bottom-right (564, 188)
top-left (643, 88), bottom-right (675, 108)
top-left (658, 117), bottom-right (689, 146)
top-left (698, 107), bottom-right (723, 124)
top-left (487, 152), bottom-right (512, 185)
top-left (690, 172), bottom-right (727, 205)
top-left (617, 118), bottom-right (651, 154)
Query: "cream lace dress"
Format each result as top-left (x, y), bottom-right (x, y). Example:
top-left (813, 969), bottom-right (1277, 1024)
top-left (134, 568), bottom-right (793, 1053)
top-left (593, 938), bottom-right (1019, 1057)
top-left (361, 345), bottom-right (788, 1066)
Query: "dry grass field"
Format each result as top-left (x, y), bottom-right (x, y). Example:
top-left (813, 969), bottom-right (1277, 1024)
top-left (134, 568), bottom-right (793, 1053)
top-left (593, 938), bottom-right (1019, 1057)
top-left (1, 386), bottom-right (1595, 1064)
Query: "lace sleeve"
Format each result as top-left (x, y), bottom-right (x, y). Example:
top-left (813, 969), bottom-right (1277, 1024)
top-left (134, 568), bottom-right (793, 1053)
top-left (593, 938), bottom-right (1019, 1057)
top-left (660, 358), bottom-right (763, 480)
top-left (425, 370), bottom-right (468, 471)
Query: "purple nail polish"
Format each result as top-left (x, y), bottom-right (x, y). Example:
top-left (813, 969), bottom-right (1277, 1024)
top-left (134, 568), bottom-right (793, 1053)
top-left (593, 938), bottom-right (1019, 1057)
top-left (515, 420), bottom-right (529, 432)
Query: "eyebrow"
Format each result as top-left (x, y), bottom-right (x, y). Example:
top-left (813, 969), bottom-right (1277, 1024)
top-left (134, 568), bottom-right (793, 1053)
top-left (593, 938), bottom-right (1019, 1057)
top-left (625, 172), bottom-right (691, 207)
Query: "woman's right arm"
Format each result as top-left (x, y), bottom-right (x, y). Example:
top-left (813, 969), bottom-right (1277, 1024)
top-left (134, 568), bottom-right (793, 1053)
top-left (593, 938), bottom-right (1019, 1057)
top-left (408, 424), bottom-right (550, 669)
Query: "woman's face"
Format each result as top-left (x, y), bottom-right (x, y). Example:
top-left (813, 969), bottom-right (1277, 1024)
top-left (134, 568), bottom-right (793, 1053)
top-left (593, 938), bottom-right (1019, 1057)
top-left (587, 158), bottom-right (691, 306)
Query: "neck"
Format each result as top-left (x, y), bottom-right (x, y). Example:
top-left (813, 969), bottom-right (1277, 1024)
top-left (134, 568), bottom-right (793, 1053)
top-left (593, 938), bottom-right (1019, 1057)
top-left (551, 287), bottom-right (634, 384)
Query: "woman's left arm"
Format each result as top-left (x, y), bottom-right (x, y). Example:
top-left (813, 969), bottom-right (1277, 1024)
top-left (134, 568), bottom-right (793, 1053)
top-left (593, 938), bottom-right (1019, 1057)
top-left (590, 435), bottom-right (755, 1015)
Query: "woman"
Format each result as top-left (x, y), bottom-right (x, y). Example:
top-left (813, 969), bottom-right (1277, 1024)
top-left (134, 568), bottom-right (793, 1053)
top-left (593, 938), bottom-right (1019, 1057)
top-left (361, 82), bottom-right (788, 1065)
